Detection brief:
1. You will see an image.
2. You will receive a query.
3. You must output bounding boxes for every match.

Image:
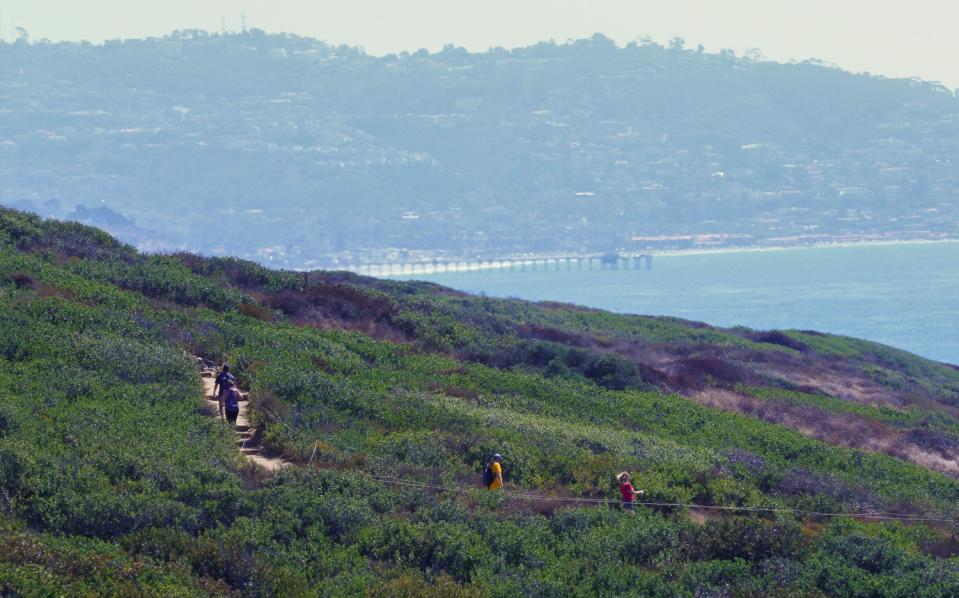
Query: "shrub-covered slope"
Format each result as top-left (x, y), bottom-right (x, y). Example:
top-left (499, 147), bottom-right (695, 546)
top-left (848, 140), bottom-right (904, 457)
top-left (2, 206), bottom-right (959, 596)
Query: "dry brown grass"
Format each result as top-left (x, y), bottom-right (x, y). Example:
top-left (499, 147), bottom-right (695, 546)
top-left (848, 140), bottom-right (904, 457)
top-left (238, 302), bottom-right (275, 321)
top-left (688, 389), bottom-right (959, 477)
top-left (763, 366), bottom-right (896, 407)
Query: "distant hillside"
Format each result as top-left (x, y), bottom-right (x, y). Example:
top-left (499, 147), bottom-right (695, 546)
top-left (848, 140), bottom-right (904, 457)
top-left (2, 31), bottom-right (958, 267)
top-left (4, 207), bottom-right (959, 594)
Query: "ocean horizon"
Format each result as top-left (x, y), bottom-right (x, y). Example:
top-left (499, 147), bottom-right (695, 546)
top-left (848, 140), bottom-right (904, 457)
top-left (392, 241), bottom-right (959, 365)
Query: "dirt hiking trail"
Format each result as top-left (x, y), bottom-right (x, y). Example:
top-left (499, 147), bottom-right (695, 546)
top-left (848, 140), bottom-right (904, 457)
top-left (201, 368), bottom-right (287, 472)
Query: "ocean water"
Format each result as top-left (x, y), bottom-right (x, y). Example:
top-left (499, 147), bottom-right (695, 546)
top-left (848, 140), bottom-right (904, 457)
top-left (394, 242), bottom-right (959, 365)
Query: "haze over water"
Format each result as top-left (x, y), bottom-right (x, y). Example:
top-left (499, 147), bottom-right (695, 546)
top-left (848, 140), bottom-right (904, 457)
top-left (396, 242), bottom-right (959, 365)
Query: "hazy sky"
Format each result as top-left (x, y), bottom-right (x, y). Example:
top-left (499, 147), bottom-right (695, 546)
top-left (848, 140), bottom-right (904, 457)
top-left (3, 0), bottom-right (958, 88)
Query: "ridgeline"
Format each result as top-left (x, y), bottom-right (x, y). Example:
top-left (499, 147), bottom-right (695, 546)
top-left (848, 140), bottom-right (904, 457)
top-left (2, 207), bottom-right (959, 595)
top-left (2, 32), bottom-right (958, 267)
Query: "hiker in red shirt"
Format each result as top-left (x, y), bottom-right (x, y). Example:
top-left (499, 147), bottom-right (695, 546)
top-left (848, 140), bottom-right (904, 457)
top-left (617, 471), bottom-right (644, 512)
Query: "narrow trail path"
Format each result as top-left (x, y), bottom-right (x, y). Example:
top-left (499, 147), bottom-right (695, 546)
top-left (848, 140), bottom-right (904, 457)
top-left (201, 368), bottom-right (287, 471)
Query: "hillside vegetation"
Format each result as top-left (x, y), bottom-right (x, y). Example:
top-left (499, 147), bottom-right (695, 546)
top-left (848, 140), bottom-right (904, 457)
top-left (2, 32), bottom-right (958, 266)
top-left (2, 207), bottom-right (959, 595)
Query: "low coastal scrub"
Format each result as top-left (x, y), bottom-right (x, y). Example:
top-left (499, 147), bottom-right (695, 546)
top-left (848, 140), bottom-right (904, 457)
top-left (3, 207), bottom-right (959, 595)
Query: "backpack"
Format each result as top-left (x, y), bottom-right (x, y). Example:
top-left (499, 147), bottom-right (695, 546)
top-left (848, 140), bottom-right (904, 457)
top-left (217, 372), bottom-right (235, 391)
top-left (482, 463), bottom-right (494, 487)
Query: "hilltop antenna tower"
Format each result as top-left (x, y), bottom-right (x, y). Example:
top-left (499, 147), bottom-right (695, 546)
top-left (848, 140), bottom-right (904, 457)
top-left (241, 12), bottom-right (247, 32)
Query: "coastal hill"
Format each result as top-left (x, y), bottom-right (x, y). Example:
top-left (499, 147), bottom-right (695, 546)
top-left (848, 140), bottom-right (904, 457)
top-left (2, 31), bottom-right (958, 267)
top-left (3, 207), bottom-right (959, 594)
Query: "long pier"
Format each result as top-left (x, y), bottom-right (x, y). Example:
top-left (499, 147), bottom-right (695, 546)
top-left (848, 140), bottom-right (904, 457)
top-left (348, 253), bottom-right (653, 277)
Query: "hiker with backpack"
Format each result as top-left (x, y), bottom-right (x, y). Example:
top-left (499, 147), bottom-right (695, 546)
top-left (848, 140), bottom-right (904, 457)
top-left (222, 381), bottom-right (242, 426)
top-left (483, 454), bottom-right (504, 490)
top-left (617, 471), bottom-right (644, 512)
top-left (213, 364), bottom-right (235, 419)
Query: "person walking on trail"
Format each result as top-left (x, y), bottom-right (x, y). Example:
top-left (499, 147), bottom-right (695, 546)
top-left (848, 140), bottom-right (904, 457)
top-left (617, 471), bottom-right (644, 512)
top-left (483, 454), bottom-right (504, 490)
top-left (222, 381), bottom-right (242, 426)
top-left (213, 364), bottom-right (235, 402)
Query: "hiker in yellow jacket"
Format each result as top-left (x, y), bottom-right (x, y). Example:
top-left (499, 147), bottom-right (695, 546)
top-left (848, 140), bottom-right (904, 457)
top-left (484, 453), bottom-right (504, 490)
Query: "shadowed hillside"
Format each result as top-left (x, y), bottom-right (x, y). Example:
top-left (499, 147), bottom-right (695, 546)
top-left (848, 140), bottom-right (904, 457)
top-left (3, 207), bottom-right (959, 595)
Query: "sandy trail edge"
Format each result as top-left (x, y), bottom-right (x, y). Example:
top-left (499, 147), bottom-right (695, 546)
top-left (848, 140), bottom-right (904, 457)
top-left (201, 369), bottom-right (287, 472)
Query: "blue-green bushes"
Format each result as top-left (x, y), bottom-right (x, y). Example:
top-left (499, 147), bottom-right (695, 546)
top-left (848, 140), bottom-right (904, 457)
top-left (3, 207), bottom-right (959, 594)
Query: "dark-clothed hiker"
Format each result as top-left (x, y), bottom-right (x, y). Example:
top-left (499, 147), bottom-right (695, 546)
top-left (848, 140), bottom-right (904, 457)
top-left (223, 382), bottom-right (242, 426)
top-left (483, 454), bottom-right (504, 490)
top-left (617, 471), bottom-right (644, 512)
top-left (214, 364), bottom-right (235, 403)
